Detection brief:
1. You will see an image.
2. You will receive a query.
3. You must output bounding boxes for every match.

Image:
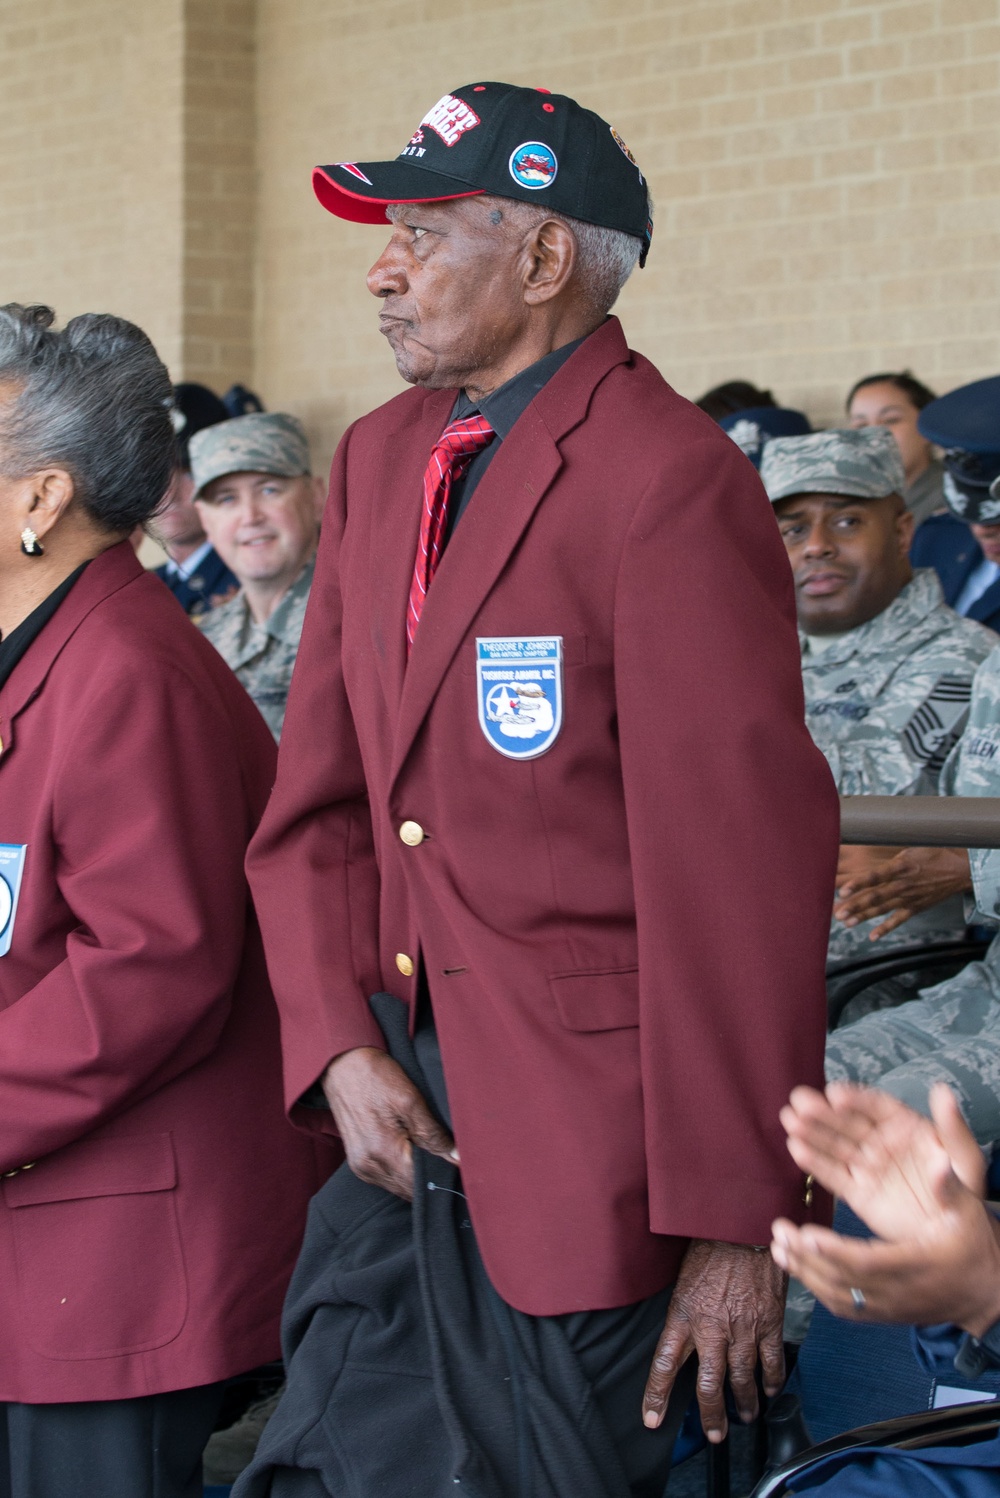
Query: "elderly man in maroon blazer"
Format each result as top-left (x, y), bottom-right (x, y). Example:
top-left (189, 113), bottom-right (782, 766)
top-left (243, 84), bottom-right (838, 1496)
top-left (0, 303), bottom-right (328, 1498)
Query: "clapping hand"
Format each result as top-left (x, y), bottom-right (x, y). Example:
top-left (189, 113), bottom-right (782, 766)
top-left (770, 1082), bottom-right (1000, 1337)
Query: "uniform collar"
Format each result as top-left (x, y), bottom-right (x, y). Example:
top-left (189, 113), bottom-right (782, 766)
top-left (258, 555), bottom-right (315, 645)
top-left (799, 568), bottom-right (945, 665)
top-left (164, 537), bottom-right (213, 580)
top-left (216, 555), bottom-right (316, 660)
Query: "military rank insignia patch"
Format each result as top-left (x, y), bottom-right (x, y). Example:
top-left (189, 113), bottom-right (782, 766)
top-left (0, 844), bottom-right (26, 957)
top-left (476, 637), bottom-right (563, 760)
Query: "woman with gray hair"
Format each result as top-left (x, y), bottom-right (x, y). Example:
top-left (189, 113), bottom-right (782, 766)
top-left (0, 305), bottom-right (327, 1498)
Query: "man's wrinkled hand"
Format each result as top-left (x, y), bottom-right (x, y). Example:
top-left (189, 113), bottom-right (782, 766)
top-left (642, 1239), bottom-right (786, 1444)
top-left (833, 845), bottom-right (971, 939)
top-left (321, 1046), bottom-right (458, 1200)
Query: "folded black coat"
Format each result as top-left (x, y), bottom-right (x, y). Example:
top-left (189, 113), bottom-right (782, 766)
top-left (233, 993), bottom-right (691, 1498)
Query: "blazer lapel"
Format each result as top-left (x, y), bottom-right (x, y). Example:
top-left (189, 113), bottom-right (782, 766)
top-left (0, 542), bottom-right (142, 758)
top-left (389, 317), bottom-right (631, 785)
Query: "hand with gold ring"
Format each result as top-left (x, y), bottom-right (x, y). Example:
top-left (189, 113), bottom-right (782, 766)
top-left (770, 1082), bottom-right (1000, 1336)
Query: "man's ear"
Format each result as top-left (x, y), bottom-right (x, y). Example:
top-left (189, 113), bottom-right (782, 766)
top-left (23, 469), bottom-right (75, 541)
top-left (521, 217), bottom-right (577, 306)
top-left (895, 504), bottom-right (915, 558)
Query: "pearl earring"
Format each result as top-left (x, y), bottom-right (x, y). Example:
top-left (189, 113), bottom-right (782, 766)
top-left (20, 527), bottom-right (44, 556)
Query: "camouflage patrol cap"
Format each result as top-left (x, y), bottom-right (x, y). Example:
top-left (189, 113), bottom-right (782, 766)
top-left (190, 412), bottom-right (311, 498)
top-left (760, 426), bottom-right (905, 506)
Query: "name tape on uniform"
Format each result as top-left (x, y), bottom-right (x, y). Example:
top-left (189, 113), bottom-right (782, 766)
top-left (476, 637), bottom-right (563, 760)
top-left (0, 844), bottom-right (26, 957)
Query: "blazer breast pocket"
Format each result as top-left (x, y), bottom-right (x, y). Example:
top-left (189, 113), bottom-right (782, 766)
top-left (548, 966), bottom-right (639, 1031)
top-left (4, 1132), bottom-right (188, 1361)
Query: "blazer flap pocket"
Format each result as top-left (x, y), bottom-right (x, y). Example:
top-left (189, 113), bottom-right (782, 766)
top-left (3, 1133), bottom-right (176, 1207)
top-left (549, 967), bottom-right (639, 1031)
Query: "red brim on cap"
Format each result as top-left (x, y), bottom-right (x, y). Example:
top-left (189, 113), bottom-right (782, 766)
top-left (313, 164), bottom-right (485, 223)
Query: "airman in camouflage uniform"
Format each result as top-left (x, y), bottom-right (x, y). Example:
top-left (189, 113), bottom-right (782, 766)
top-left (190, 412), bottom-right (323, 741)
top-left (762, 429), bottom-right (996, 963)
top-left (826, 643), bottom-right (1000, 1143)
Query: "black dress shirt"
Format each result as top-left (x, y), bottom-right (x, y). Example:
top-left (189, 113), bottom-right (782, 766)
top-left (443, 335), bottom-right (587, 544)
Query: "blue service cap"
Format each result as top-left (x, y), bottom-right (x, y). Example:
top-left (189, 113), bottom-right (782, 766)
top-left (719, 406), bottom-right (813, 469)
top-left (918, 376), bottom-right (1000, 523)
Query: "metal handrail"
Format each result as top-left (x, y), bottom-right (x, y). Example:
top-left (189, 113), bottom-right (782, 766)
top-left (840, 796), bottom-right (1000, 848)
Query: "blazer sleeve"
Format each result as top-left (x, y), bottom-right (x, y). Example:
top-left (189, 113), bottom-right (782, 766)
top-left (614, 436), bottom-right (839, 1244)
top-left (0, 657), bottom-right (267, 1172)
top-left (246, 426), bottom-right (385, 1124)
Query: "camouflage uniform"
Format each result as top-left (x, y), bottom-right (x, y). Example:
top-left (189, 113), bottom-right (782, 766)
top-left (827, 645), bottom-right (1000, 1144)
top-left (802, 570), bottom-right (996, 961)
top-left (198, 558), bottom-right (314, 741)
top-left (760, 429), bottom-right (997, 962)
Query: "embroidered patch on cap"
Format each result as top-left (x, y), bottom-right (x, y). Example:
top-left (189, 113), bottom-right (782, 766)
top-left (476, 638), bottom-right (563, 760)
top-left (610, 125), bottom-right (644, 183)
top-left (337, 163), bottom-right (373, 185)
top-left (508, 142), bottom-right (558, 190)
top-left (418, 94), bottom-right (481, 147)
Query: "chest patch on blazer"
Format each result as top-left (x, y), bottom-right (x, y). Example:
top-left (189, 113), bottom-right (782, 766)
top-left (0, 843), bottom-right (26, 957)
top-left (476, 637), bottom-right (563, 760)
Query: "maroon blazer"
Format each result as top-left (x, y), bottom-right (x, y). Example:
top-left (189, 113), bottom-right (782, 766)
top-left (0, 543), bottom-right (329, 1403)
top-left (247, 319), bottom-right (839, 1316)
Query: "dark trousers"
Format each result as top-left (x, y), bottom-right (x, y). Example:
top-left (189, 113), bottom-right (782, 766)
top-left (0, 1382), bottom-right (225, 1498)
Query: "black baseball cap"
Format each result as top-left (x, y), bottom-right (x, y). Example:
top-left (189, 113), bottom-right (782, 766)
top-left (313, 82), bottom-right (653, 267)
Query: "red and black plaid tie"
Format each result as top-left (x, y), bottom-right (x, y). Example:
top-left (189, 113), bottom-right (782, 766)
top-left (406, 414), bottom-right (495, 655)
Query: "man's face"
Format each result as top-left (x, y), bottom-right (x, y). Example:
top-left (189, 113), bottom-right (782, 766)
top-left (774, 491), bottom-right (914, 634)
top-left (195, 471), bottom-right (322, 589)
top-left (971, 521), bottom-right (1000, 565)
top-left (150, 468), bottom-right (205, 551)
top-left (366, 198), bottom-right (532, 390)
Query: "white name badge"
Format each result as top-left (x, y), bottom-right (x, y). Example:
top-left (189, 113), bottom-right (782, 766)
top-left (0, 844), bottom-right (26, 957)
top-left (476, 637), bottom-right (563, 760)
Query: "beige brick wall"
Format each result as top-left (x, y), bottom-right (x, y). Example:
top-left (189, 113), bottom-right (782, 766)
top-left (0, 0), bottom-right (186, 369)
top-left (0, 0), bottom-right (254, 385)
top-left (2, 1), bottom-right (999, 482)
top-left (182, 0), bottom-right (256, 387)
top-left (254, 0), bottom-right (1000, 478)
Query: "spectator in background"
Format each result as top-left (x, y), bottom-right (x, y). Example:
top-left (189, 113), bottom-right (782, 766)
top-left (191, 413), bottom-right (322, 741)
top-left (148, 382), bottom-right (239, 618)
top-left (223, 383), bottom-right (267, 418)
top-left (695, 378), bottom-right (777, 420)
top-left (847, 371), bottom-right (944, 527)
top-left (770, 1082), bottom-right (1000, 1494)
top-left (761, 427), bottom-right (994, 976)
top-left (911, 376), bottom-right (1000, 636)
top-left (696, 379), bottom-right (812, 469)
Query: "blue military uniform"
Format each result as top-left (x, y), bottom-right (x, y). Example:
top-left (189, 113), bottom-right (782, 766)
top-left (912, 514), bottom-right (1000, 634)
top-left (911, 378), bottom-right (1000, 635)
top-left (154, 543), bottom-right (239, 619)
